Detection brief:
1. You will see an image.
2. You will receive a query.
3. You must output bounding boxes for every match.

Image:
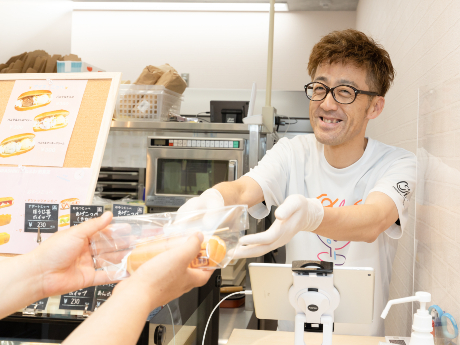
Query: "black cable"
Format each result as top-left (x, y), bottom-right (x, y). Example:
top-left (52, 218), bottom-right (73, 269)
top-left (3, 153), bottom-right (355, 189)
top-left (270, 251), bottom-right (277, 264)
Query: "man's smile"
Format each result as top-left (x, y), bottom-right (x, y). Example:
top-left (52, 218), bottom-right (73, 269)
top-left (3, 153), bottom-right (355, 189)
top-left (316, 115), bottom-right (345, 129)
top-left (320, 116), bottom-right (342, 124)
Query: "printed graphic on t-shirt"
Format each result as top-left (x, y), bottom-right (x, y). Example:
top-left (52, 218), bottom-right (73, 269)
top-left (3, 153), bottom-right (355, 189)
top-left (393, 181), bottom-right (410, 205)
top-left (315, 193), bottom-right (362, 266)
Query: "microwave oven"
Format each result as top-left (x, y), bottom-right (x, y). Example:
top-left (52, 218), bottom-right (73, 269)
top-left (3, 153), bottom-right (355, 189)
top-left (146, 136), bottom-right (245, 208)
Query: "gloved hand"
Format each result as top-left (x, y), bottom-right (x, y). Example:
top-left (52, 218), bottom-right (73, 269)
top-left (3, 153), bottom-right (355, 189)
top-left (164, 189), bottom-right (225, 236)
top-left (233, 194), bottom-right (324, 259)
top-left (177, 188), bottom-right (225, 213)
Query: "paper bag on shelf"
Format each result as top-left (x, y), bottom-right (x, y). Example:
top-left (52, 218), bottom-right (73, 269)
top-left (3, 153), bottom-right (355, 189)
top-left (134, 65), bottom-right (164, 85)
top-left (155, 64), bottom-right (187, 94)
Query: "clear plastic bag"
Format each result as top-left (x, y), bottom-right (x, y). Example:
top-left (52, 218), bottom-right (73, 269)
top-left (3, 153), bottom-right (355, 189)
top-left (90, 205), bottom-right (248, 280)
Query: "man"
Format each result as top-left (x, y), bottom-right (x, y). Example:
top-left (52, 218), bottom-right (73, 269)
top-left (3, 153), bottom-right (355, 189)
top-left (179, 29), bottom-right (416, 336)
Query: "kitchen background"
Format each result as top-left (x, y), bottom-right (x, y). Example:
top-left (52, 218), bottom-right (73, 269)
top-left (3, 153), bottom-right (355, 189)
top-left (2, 0), bottom-right (460, 337)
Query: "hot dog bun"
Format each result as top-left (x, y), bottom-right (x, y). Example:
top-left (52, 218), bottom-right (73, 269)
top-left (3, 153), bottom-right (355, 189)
top-left (193, 235), bottom-right (227, 268)
top-left (33, 110), bottom-right (69, 132)
top-left (59, 214), bottom-right (70, 227)
top-left (0, 133), bottom-right (35, 158)
top-left (127, 236), bottom-right (185, 274)
top-left (0, 197), bottom-right (14, 209)
top-left (127, 235), bottom-right (227, 274)
top-left (0, 214), bottom-right (11, 227)
top-left (15, 90), bottom-right (52, 111)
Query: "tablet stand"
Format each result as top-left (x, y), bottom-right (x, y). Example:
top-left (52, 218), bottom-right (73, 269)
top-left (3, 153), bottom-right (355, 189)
top-left (288, 261), bottom-right (340, 345)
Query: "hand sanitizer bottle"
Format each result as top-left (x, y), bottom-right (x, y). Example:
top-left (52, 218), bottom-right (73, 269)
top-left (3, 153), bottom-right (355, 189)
top-left (381, 292), bottom-right (434, 345)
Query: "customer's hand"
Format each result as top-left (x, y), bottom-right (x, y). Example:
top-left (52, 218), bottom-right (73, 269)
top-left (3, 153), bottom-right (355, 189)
top-left (115, 232), bottom-right (214, 309)
top-left (234, 195), bottom-right (324, 258)
top-left (30, 212), bottom-right (114, 298)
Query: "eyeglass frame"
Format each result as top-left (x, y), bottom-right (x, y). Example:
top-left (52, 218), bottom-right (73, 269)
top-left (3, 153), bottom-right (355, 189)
top-left (304, 81), bottom-right (380, 104)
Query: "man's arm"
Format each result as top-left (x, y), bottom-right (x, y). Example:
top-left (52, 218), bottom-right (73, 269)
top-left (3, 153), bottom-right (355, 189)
top-left (313, 191), bottom-right (399, 243)
top-left (234, 191), bottom-right (401, 259)
top-left (213, 176), bottom-right (264, 208)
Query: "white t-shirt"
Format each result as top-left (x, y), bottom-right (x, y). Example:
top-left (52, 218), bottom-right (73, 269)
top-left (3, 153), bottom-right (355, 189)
top-left (245, 134), bottom-right (416, 336)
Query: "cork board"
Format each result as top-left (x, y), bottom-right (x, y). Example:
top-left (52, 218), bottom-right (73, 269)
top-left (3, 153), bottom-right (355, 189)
top-left (0, 79), bottom-right (112, 168)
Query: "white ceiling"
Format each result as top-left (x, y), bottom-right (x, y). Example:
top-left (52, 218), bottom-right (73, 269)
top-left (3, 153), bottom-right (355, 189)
top-left (71, 0), bottom-right (359, 11)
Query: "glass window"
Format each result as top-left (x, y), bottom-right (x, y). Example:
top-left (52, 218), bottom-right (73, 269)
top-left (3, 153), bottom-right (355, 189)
top-left (156, 159), bottom-right (229, 195)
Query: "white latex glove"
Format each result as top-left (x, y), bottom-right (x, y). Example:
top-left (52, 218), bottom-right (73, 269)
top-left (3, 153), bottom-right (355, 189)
top-left (177, 188), bottom-right (225, 213)
top-left (164, 189), bottom-right (225, 236)
top-left (233, 194), bottom-right (324, 259)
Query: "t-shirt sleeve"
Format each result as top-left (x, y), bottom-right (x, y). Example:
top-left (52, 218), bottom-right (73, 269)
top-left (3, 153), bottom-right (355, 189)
top-left (368, 152), bottom-right (416, 239)
top-left (244, 138), bottom-right (292, 219)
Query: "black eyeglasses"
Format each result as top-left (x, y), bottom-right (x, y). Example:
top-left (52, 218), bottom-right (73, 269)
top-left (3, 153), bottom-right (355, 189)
top-left (304, 82), bottom-right (379, 104)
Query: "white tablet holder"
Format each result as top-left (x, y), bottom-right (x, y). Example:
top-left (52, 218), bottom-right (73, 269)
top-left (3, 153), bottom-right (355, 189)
top-left (289, 260), bottom-right (340, 345)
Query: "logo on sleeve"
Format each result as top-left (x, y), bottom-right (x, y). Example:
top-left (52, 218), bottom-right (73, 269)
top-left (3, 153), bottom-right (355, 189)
top-left (394, 181), bottom-right (410, 204)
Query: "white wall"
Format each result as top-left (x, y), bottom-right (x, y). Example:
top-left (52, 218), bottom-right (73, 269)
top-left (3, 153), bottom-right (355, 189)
top-left (0, 0), bottom-right (73, 64)
top-left (71, 10), bottom-right (356, 90)
top-left (357, 0), bottom-right (460, 337)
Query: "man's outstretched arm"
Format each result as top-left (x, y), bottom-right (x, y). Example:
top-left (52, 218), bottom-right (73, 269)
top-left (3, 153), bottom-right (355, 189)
top-left (315, 191), bottom-right (399, 243)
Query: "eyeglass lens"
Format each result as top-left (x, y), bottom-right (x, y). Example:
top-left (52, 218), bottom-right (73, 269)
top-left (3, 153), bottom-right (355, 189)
top-left (306, 83), bottom-right (356, 104)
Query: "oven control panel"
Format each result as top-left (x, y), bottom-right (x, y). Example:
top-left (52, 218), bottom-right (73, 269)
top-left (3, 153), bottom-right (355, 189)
top-left (149, 137), bottom-right (243, 150)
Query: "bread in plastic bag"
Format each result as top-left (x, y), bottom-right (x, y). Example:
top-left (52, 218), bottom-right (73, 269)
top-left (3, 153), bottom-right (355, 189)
top-left (90, 205), bottom-right (248, 280)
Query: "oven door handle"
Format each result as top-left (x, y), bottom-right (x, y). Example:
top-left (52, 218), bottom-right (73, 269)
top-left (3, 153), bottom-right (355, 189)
top-left (228, 160), bottom-right (237, 182)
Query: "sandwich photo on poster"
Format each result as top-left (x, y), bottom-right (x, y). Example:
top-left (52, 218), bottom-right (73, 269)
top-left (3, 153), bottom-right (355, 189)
top-left (59, 198), bottom-right (80, 229)
top-left (0, 80), bottom-right (88, 167)
top-left (0, 197), bottom-right (13, 228)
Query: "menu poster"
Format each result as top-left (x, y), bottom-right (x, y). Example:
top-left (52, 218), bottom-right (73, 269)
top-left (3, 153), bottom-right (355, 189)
top-left (59, 287), bottom-right (96, 311)
top-left (0, 79), bottom-right (88, 167)
top-left (0, 166), bottom-right (92, 254)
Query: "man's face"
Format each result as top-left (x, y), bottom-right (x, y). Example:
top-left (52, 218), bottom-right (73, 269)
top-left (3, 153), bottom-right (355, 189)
top-left (309, 62), bottom-right (375, 147)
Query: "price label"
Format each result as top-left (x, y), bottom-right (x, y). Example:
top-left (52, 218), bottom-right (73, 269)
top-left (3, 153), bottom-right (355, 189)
top-left (24, 203), bottom-right (59, 233)
top-left (59, 287), bottom-right (96, 311)
top-left (94, 283), bottom-right (117, 309)
top-left (70, 205), bottom-right (104, 227)
top-left (113, 204), bottom-right (144, 217)
top-left (26, 297), bottom-right (49, 311)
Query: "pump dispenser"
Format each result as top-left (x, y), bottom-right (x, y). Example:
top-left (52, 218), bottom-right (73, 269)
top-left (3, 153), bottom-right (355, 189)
top-left (381, 292), bottom-right (434, 345)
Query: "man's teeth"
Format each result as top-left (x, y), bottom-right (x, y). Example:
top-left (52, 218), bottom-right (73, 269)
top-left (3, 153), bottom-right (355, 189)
top-left (322, 118), bottom-right (341, 124)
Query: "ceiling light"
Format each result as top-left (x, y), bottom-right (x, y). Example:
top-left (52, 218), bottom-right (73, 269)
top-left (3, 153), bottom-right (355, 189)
top-left (73, 2), bottom-right (289, 12)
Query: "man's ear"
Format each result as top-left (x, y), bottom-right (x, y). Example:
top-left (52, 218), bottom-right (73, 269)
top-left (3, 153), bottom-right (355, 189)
top-left (366, 96), bottom-right (385, 120)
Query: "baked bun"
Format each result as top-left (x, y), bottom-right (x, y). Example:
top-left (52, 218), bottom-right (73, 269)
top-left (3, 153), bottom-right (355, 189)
top-left (0, 197), bottom-right (14, 209)
top-left (60, 198), bottom-right (80, 210)
top-left (127, 235), bottom-right (227, 274)
top-left (33, 110), bottom-right (69, 132)
top-left (0, 214), bottom-right (11, 227)
top-left (15, 90), bottom-right (52, 111)
top-left (0, 232), bottom-right (10, 245)
top-left (190, 236), bottom-right (227, 268)
top-left (0, 133), bottom-right (35, 158)
top-left (59, 214), bottom-right (70, 227)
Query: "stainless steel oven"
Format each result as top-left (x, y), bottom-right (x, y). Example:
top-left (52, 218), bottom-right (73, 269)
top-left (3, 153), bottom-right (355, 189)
top-left (146, 136), bottom-right (244, 208)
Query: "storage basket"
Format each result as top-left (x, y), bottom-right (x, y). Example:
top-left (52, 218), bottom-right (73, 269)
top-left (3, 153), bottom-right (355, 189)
top-left (115, 85), bottom-right (183, 121)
